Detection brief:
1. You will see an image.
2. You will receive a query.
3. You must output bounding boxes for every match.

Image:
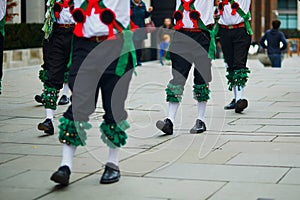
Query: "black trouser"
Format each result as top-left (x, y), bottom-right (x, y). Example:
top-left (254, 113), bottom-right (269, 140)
top-left (0, 34), bottom-right (3, 81)
top-left (134, 40), bottom-right (143, 64)
top-left (64, 36), bottom-right (133, 123)
top-left (219, 27), bottom-right (251, 72)
top-left (44, 26), bottom-right (73, 90)
top-left (169, 30), bottom-right (212, 86)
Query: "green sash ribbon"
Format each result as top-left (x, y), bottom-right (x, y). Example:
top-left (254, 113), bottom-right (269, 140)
top-left (42, 0), bottom-right (56, 40)
top-left (229, 0), bottom-right (253, 35)
top-left (0, 16), bottom-right (6, 37)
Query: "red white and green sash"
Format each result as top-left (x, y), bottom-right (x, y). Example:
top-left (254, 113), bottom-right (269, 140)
top-left (72, 0), bottom-right (137, 76)
top-left (218, 0), bottom-right (253, 35)
top-left (173, 0), bottom-right (219, 59)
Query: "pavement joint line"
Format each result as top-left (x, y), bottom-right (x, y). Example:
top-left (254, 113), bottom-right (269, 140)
top-left (127, 161), bottom-right (169, 178)
top-left (0, 154), bottom-right (26, 165)
top-left (205, 181), bottom-right (229, 200)
top-left (118, 136), bottom-right (181, 163)
top-left (270, 136), bottom-right (278, 142)
top-left (0, 142), bottom-right (62, 146)
top-left (0, 169), bottom-right (30, 182)
top-left (253, 125), bottom-right (265, 133)
top-left (142, 174), bottom-right (229, 184)
top-left (275, 167), bottom-right (292, 184)
top-left (224, 163), bottom-right (297, 169)
top-left (223, 152), bottom-right (241, 164)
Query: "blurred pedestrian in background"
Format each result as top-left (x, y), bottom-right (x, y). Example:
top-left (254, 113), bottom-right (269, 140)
top-left (130, 0), bottom-right (153, 66)
top-left (157, 18), bottom-right (173, 65)
top-left (0, 0), bottom-right (6, 95)
top-left (260, 20), bottom-right (287, 68)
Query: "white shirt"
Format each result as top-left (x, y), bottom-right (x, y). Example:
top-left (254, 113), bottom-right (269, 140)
top-left (56, 6), bottom-right (75, 24)
top-left (175, 0), bottom-right (215, 28)
top-left (218, 0), bottom-right (251, 25)
top-left (74, 0), bottom-right (130, 37)
top-left (0, 0), bottom-right (7, 21)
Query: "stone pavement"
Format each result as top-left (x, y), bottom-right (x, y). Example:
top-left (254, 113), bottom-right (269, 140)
top-left (0, 57), bottom-right (300, 200)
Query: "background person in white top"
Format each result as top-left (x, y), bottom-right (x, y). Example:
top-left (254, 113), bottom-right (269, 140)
top-left (36, 0), bottom-right (75, 136)
top-left (218, 0), bottom-right (251, 113)
top-left (50, 0), bottom-right (136, 186)
top-left (156, 0), bottom-right (215, 135)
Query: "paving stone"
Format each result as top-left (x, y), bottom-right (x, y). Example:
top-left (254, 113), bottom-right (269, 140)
top-left (273, 112), bottom-right (300, 119)
top-left (146, 163), bottom-right (288, 183)
top-left (230, 118), bottom-right (300, 126)
top-left (279, 168), bottom-right (300, 185)
top-left (0, 154), bottom-right (24, 164)
top-left (208, 182), bottom-right (300, 200)
top-left (219, 141), bottom-right (300, 154)
top-left (176, 150), bottom-right (239, 164)
top-left (273, 136), bottom-right (300, 143)
top-left (40, 176), bottom-right (226, 200)
top-left (227, 153), bottom-right (300, 167)
top-left (120, 159), bottom-right (167, 176)
top-left (257, 125), bottom-right (300, 133)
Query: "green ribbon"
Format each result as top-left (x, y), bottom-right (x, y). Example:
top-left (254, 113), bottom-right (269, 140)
top-left (115, 29), bottom-right (137, 76)
top-left (42, 0), bottom-right (56, 40)
top-left (67, 35), bottom-right (74, 68)
top-left (0, 16), bottom-right (6, 37)
top-left (229, 0), bottom-right (253, 35)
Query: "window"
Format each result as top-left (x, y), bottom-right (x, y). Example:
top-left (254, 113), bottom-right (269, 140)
top-left (277, 0), bottom-right (298, 29)
top-left (278, 14), bottom-right (297, 29)
top-left (278, 0), bottom-right (297, 9)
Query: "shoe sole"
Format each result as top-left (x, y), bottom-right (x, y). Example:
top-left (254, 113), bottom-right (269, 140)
top-left (235, 99), bottom-right (248, 113)
top-left (37, 123), bottom-right (54, 135)
top-left (50, 173), bottom-right (69, 186)
top-left (156, 121), bottom-right (173, 135)
top-left (190, 129), bottom-right (206, 134)
top-left (100, 176), bottom-right (120, 184)
top-left (58, 99), bottom-right (69, 105)
top-left (224, 106), bottom-right (235, 110)
top-left (58, 102), bottom-right (69, 105)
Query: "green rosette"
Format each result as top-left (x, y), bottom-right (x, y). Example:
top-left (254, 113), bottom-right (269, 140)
top-left (39, 69), bottom-right (48, 83)
top-left (193, 84), bottom-right (210, 102)
top-left (42, 85), bottom-right (59, 110)
top-left (58, 117), bottom-right (92, 146)
top-left (165, 83), bottom-right (184, 103)
top-left (226, 68), bottom-right (251, 91)
top-left (100, 120), bottom-right (130, 148)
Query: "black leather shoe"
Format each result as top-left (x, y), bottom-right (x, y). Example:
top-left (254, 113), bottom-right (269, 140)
top-left (224, 99), bottom-right (235, 110)
top-left (100, 163), bottom-right (120, 184)
top-left (38, 118), bottom-right (54, 135)
top-left (50, 165), bottom-right (71, 186)
top-left (235, 99), bottom-right (248, 113)
top-left (34, 94), bottom-right (43, 104)
top-left (190, 119), bottom-right (206, 134)
top-left (156, 118), bottom-right (173, 135)
top-left (58, 95), bottom-right (69, 105)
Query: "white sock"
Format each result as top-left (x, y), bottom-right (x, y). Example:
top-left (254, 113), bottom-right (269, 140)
top-left (197, 101), bottom-right (207, 121)
top-left (234, 86), bottom-right (244, 102)
top-left (62, 83), bottom-right (69, 96)
top-left (60, 144), bottom-right (77, 171)
top-left (46, 109), bottom-right (54, 120)
top-left (107, 147), bottom-right (119, 166)
top-left (168, 102), bottom-right (179, 123)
